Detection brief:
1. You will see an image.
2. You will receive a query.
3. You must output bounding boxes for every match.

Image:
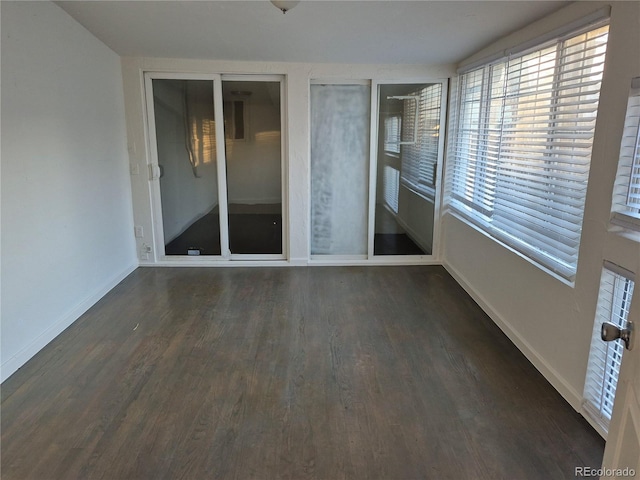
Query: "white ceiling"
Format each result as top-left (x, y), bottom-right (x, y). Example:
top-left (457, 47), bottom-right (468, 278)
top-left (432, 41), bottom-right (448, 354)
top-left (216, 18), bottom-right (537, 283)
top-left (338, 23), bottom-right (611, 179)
top-left (55, 0), bottom-right (568, 65)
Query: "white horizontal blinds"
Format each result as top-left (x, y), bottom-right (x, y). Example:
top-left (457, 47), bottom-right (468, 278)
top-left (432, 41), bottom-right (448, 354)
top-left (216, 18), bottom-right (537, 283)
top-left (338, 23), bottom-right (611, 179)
top-left (400, 84), bottom-right (442, 198)
top-left (447, 23), bottom-right (609, 280)
top-left (583, 266), bottom-right (635, 430)
top-left (494, 27), bottom-right (609, 275)
top-left (448, 67), bottom-right (497, 218)
top-left (611, 78), bottom-right (640, 229)
top-left (383, 165), bottom-right (400, 214)
top-left (384, 115), bottom-right (401, 154)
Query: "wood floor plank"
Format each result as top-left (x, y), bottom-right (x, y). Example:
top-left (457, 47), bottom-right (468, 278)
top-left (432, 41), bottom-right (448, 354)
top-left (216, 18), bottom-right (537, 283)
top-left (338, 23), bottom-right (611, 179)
top-left (1, 266), bottom-right (603, 479)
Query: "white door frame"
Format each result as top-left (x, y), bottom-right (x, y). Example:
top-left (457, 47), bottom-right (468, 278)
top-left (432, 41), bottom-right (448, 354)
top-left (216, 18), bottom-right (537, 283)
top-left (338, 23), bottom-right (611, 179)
top-left (367, 78), bottom-right (448, 263)
top-left (143, 72), bottom-right (287, 263)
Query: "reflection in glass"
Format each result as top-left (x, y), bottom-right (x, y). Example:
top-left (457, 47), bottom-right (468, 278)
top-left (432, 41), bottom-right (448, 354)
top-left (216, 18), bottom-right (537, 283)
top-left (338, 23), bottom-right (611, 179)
top-left (310, 84), bottom-right (371, 255)
top-left (223, 81), bottom-right (282, 254)
top-left (153, 79), bottom-right (221, 255)
top-left (374, 83), bottom-right (441, 255)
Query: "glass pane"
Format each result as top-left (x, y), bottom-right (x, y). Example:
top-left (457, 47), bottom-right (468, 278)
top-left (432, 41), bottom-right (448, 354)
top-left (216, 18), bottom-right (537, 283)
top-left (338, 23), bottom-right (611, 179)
top-left (223, 81), bottom-right (282, 254)
top-left (152, 79), bottom-right (221, 256)
top-left (310, 84), bottom-right (370, 255)
top-left (374, 83), bottom-right (440, 255)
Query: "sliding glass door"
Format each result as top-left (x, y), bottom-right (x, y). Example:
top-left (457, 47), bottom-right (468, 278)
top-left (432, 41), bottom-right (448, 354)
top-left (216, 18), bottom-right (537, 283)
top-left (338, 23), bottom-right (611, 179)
top-left (223, 79), bottom-right (283, 255)
top-left (151, 78), bottom-right (223, 256)
top-left (146, 74), bottom-right (284, 260)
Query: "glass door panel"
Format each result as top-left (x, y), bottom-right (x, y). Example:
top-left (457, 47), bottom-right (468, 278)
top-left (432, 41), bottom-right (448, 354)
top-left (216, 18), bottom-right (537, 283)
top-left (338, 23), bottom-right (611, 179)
top-left (310, 84), bottom-right (371, 255)
top-left (152, 79), bottom-right (221, 256)
top-left (374, 83), bottom-right (442, 256)
top-left (222, 80), bottom-right (283, 255)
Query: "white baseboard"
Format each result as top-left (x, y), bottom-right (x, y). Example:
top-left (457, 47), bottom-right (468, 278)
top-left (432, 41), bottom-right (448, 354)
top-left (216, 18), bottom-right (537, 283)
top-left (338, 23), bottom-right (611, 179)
top-left (288, 257), bottom-right (309, 266)
top-left (443, 261), bottom-right (583, 412)
top-left (1, 263), bottom-right (137, 383)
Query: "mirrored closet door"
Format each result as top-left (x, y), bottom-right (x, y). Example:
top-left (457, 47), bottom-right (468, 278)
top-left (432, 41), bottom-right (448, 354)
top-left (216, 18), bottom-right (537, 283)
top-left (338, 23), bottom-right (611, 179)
top-left (372, 83), bottom-right (444, 256)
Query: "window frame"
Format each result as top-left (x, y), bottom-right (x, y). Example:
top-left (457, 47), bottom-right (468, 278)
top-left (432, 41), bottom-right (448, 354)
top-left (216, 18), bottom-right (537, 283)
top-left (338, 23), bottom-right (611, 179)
top-left (446, 21), bottom-right (610, 282)
top-left (583, 262), bottom-right (635, 435)
top-left (610, 76), bottom-right (640, 232)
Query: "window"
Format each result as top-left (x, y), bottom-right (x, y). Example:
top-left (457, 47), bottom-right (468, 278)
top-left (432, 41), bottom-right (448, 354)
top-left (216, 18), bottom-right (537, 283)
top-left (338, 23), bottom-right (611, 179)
top-left (611, 77), bottom-right (640, 231)
top-left (400, 84), bottom-right (442, 200)
top-left (446, 23), bottom-right (609, 281)
top-left (583, 263), bottom-right (635, 432)
top-left (383, 165), bottom-right (399, 214)
top-left (384, 115), bottom-right (401, 154)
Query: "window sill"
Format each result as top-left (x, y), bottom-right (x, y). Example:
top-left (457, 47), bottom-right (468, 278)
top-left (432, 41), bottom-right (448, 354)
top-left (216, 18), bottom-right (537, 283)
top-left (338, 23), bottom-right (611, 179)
top-left (608, 224), bottom-right (640, 244)
top-left (610, 212), bottom-right (640, 242)
top-left (444, 208), bottom-right (576, 288)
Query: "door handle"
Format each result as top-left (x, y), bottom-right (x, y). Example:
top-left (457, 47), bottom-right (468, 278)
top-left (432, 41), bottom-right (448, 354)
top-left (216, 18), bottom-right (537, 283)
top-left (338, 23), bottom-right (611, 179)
top-left (601, 321), bottom-right (634, 350)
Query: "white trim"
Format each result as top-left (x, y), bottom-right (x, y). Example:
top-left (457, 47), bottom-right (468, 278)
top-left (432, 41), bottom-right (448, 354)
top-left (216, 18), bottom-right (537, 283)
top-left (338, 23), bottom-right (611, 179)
top-left (213, 77), bottom-right (231, 258)
top-left (309, 256), bottom-right (439, 266)
top-left (431, 80), bottom-right (448, 262)
top-left (142, 72), bottom-right (167, 261)
top-left (280, 76), bottom-right (290, 261)
top-left (367, 79), bottom-right (380, 260)
top-left (230, 254), bottom-right (286, 261)
top-left (222, 74), bottom-right (284, 82)
top-left (443, 259), bottom-right (584, 413)
top-left (603, 260), bottom-right (636, 282)
top-left (457, 6), bottom-right (611, 73)
top-left (1, 263), bottom-right (137, 383)
top-left (310, 78), bottom-right (371, 85)
top-left (145, 259), bottom-right (293, 267)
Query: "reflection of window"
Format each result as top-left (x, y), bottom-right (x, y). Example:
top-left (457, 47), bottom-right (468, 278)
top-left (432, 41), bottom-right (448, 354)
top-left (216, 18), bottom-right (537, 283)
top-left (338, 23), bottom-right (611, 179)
top-left (583, 263), bottom-right (635, 433)
top-left (611, 77), bottom-right (640, 231)
top-left (224, 100), bottom-right (246, 140)
top-left (383, 165), bottom-right (399, 214)
top-left (384, 115), bottom-right (401, 154)
top-left (400, 84), bottom-right (441, 200)
top-left (446, 23), bottom-right (609, 281)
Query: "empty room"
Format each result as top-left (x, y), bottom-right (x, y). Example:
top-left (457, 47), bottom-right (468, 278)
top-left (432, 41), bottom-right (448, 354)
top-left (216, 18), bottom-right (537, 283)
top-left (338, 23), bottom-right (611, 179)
top-left (2, 1), bottom-right (640, 479)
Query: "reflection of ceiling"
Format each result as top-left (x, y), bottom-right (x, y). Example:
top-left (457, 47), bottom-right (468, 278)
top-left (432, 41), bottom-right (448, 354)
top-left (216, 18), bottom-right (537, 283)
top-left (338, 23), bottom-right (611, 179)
top-left (55, 1), bottom-right (567, 65)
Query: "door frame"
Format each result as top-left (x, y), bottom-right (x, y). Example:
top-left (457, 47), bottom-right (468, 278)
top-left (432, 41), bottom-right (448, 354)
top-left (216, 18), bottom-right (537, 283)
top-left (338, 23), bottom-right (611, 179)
top-left (367, 78), bottom-right (449, 262)
top-left (143, 72), bottom-right (287, 263)
top-left (222, 74), bottom-right (288, 261)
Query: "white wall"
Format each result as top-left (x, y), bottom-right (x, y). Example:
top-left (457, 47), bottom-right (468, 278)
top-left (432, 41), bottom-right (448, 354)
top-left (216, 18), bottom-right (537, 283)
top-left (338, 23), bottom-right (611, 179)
top-left (121, 58), bottom-right (454, 264)
top-left (1, 1), bottom-right (137, 382)
top-left (442, 1), bottom-right (640, 423)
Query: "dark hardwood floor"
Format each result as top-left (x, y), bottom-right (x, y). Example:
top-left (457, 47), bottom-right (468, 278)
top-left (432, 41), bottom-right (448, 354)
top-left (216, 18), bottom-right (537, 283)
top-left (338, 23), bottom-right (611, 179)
top-left (373, 233), bottom-right (427, 255)
top-left (1, 266), bottom-right (603, 479)
top-left (165, 213), bottom-right (283, 256)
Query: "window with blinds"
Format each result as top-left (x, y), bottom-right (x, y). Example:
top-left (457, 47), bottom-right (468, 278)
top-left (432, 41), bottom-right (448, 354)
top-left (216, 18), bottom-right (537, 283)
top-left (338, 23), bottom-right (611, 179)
top-left (383, 165), bottom-right (400, 214)
top-left (446, 23), bottom-right (609, 281)
top-left (383, 115), bottom-right (401, 154)
top-left (583, 263), bottom-right (635, 432)
top-left (611, 77), bottom-right (640, 231)
top-left (400, 83), bottom-right (442, 200)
